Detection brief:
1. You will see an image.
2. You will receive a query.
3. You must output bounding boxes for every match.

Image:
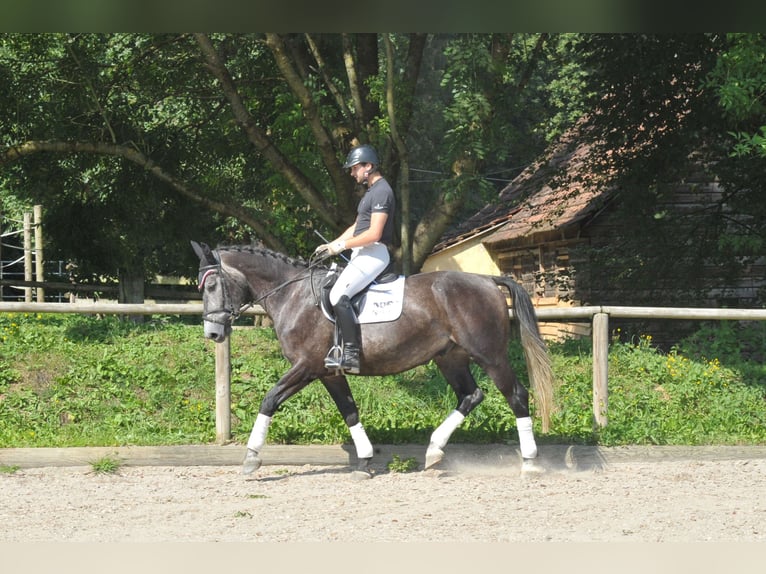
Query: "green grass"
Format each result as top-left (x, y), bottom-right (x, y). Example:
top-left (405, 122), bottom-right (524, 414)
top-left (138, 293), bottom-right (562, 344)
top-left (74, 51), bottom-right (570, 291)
top-left (387, 454), bottom-right (419, 472)
top-left (1, 313), bottom-right (765, 448)
top-left (89, 455), bottom-right (122, 474)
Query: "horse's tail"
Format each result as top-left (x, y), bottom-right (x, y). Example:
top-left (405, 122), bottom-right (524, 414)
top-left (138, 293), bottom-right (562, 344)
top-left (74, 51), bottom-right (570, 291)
top-left (491, 275), bottom-right (556, 433)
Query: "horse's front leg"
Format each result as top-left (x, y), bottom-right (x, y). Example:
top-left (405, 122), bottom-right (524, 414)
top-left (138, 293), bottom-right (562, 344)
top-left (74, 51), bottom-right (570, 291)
top-left (242, 364), bottom-right (314, 475)
top-left (321, 375), bottom-right (374, 480)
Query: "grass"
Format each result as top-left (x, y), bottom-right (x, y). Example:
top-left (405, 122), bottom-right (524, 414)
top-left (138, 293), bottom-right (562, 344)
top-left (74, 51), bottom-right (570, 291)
top-left (0, 313), bottom-right (765, 449)
top-left (387, 454), bottom-right (419, 472)
top-left (89, 455), bottom-right (122, 474)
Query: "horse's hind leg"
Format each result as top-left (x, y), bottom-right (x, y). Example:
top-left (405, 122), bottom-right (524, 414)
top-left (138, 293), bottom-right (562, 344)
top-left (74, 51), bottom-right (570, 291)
top-left (321, 375), bottom-right (374, 480)
top-left (427, 350), bottom-right (485, 469)
top-left (481, 360), bottom-right (542, 470)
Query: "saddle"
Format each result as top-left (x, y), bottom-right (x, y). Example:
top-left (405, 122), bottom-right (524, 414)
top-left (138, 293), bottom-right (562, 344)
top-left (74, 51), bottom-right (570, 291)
top-left (320, 261), bottom-right (405, 325)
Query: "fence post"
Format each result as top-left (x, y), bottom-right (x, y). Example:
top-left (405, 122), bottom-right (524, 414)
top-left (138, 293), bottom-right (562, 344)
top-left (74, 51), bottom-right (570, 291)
top-left (23, 212), bottom-right (32, 303)
top-left (592, 312), bottom-right (609, 427)
top-left (214, 335), bottom-right (232, 443)
top-left (0, 210), bottom-right (3, 301)
top-left (34, 205), bottom-right (44, 303)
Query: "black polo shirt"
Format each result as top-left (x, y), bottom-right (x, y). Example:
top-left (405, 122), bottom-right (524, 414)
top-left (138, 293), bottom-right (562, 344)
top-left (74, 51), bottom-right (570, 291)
top-left (354, 178), bottom-right (395, 246)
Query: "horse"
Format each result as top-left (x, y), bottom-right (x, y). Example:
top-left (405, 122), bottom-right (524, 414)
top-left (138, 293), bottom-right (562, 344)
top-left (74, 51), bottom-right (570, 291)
top-left (192, 240), bottom-right (555, 478)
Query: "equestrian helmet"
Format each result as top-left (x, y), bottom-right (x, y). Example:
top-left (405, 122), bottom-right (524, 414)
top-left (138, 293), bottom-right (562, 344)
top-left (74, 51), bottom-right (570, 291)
top-left (343, 144), bottom-right (379, 169)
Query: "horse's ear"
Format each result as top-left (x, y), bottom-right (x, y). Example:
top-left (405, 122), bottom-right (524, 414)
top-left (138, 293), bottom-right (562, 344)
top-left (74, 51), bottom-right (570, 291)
top-left (191, 241), bottom-right (217, 265)
top-left (190, 240), bottom-right (205, 261)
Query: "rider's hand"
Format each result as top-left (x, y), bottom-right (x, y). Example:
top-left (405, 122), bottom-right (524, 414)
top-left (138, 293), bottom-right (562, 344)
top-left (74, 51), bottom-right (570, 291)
top-left (326, 240), bottom-right (346, 256)
top-left (315, 240), bottom-right (345, 257)
top-left (313, 244), bottom-right (329, 258)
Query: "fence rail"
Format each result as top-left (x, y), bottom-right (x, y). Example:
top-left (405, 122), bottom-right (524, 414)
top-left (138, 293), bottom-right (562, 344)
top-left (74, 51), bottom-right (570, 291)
top-left (2, 301), bottom-right (764, 441)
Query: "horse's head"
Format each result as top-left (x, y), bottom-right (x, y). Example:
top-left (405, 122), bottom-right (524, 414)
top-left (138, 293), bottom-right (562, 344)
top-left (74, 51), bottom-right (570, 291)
top-left (191, 241), bottom-right (249, 343)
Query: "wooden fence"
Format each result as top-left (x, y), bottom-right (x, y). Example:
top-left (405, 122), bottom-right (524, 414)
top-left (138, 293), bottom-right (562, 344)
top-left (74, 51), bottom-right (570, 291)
top-left (2, 301), bottom-right (765, 441)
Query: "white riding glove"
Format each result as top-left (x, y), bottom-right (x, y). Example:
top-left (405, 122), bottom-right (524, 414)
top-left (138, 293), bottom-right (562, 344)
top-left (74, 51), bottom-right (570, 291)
top-left (315, 240), bottom-right (346, 257)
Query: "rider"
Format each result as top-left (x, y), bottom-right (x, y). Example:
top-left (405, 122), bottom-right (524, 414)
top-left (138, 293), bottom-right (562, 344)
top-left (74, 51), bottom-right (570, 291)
top-left (314, 144), bottom-right (395, 374)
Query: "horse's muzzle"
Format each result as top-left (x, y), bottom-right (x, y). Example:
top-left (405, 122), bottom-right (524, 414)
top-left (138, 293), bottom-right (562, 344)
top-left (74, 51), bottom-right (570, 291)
top-left (203, 320), bottom-right (229, 343)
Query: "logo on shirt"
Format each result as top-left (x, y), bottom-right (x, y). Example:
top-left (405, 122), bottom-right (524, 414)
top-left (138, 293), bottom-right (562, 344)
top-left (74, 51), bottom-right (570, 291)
top-left (373, 203), bottom-right (385, 210)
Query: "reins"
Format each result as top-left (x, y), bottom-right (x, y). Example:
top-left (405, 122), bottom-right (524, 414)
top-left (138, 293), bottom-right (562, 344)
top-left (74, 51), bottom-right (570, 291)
top-left (198, 250), bottom-right (331, 323)
top-left (251, 251), bottom-right (331, 307)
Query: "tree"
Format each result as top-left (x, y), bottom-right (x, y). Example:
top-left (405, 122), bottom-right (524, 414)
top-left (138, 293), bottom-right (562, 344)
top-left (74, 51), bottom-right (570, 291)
top-left (705, 34), bottom-right (766, 268)
top-left (1, 33), bottom-right (586, 294)
top-left (0, 34), bottom-right (232, 301)
top-left (570, 34), bottom-right (766, 308)
top-left (706, 33), bottom-right (766, 158)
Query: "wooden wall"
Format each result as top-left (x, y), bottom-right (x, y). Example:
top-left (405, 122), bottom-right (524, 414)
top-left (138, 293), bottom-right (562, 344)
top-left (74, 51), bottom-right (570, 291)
top-left (490, 176), bottom-right (765, 343)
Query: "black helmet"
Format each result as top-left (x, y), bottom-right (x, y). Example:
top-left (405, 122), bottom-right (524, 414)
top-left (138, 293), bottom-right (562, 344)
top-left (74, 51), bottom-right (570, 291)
top-left (343, 144), bottom-right (379, 169)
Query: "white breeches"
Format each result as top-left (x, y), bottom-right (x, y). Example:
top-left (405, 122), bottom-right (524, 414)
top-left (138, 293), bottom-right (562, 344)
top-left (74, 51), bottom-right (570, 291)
top-left (329, 242), bottom-right (390, 306)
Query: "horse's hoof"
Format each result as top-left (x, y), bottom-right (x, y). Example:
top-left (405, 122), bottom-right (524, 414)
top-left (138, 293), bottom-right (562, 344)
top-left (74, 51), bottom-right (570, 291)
top-left (351, 469), bottom-right (373, 481)
top-left (425, 446), bottom-right (444, 469)
top-left (242, 449), bottom-right (262, 475)
top-left (351, 457), bottom-right (373, 480)
top-left (521, 458), bottom-right (546, 474)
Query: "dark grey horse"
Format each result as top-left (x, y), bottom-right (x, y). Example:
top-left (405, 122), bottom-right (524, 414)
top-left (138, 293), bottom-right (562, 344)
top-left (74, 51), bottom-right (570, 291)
top-left (192, 241), bottom-right (555, 477)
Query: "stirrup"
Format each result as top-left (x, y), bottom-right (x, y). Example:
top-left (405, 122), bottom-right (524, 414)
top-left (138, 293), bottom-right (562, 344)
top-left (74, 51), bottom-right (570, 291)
top-left (324, 345), bottom-right (344, 371)
top-left (324, 345), bottom-right (360, 374)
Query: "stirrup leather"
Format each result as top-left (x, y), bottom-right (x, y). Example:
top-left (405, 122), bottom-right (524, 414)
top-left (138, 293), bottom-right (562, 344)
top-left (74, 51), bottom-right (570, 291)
top-left (324, 319), bottom-right (345, 373)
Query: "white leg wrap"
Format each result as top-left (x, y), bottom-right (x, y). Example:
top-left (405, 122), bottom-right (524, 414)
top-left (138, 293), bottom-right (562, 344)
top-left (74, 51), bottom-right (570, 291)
top-left (246, 413), bottom-right (272, 452)
top-left (516, 416), bottom-right (538, 459)
top-left (349, 422), bottom-right (374, 459)
top-left (430, 410), bottom-right (466, 450)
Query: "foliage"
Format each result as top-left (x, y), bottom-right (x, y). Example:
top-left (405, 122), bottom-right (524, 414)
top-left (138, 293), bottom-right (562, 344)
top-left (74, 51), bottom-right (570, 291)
top-left (1, 32), bottom-right (589, 280)
top-left (0, 313), bottom-right (217, 447)
top-left (675, 321), bottom-right (766, 377)
top-left (89, 455), bottom-right (121, 474)
top-left (0, 34), bottom-right (222, 287)
top-left (3, 33), bottom-right (766, 309)
top-left (1, 314), bottom-right (764, 450)
top-left (706, 33), bottom-right (766, 158)
top-left (387, 454), bottom-right (419, 473)
top-left (563, 34), bottom-right (766, 309)
top-left (551, 334), bottom-right (766, 446)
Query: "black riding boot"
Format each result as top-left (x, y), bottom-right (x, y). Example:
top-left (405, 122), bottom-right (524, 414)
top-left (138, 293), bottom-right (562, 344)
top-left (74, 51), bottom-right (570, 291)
top-left (327, 295), bottom-right (361, 374)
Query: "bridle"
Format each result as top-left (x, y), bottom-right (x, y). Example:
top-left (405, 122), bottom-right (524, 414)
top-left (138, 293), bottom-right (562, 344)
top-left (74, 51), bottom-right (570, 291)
top-left (197, 262), bottom-right (248, 325)
top-left (197, 249), bottom-right (331, 326)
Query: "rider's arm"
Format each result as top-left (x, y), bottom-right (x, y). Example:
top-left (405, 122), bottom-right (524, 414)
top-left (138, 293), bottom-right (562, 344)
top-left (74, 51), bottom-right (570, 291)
top-left (335, 223), bottom-right (357, 243)
top-left (342, 212), bottom-right (387, 249)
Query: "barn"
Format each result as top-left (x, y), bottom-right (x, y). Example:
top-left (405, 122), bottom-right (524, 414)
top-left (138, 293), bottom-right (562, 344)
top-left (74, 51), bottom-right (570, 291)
top-left (422, 126), bottom-right (766, 343)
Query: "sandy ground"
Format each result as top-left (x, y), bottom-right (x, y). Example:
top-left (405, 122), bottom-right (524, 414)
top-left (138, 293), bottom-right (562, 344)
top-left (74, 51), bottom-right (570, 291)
top-left (1, 451), bottom-right (764, 543)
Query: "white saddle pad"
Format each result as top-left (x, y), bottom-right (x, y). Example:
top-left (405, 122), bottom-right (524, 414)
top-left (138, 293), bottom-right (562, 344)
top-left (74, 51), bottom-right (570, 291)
top-left (321, 276), bottom-right (406, 324)
top-left (356, 276), bottom-right (406, 324)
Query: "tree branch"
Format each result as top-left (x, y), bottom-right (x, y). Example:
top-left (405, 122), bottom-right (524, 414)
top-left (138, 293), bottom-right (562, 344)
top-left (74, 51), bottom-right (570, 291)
top-left (193, 33), bottom-right (344, 231)
top-left (384, 34), bottom-right (412, 275)
top-left (1, 140), bottom-right (288, 252)
top-left (305, 33), bottom-right (354, 132)
top-left (342, 34), bottom-right (367, 139)
top-left (411, 185), bottom-right (469, 270)
top-left (264, 33), bottom-right (354, 219)
top-left (515, 33), bottom-right (548, 92)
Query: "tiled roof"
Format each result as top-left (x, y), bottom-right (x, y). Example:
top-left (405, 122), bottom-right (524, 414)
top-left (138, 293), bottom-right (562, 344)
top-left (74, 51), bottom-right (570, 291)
top-left (432, 126), bottom-right (616, 253)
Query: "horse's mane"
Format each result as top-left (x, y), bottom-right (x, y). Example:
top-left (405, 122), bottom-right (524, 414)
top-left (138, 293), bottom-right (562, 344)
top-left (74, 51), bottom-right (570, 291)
top-left (216, 244), bottom-right (311, 271)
